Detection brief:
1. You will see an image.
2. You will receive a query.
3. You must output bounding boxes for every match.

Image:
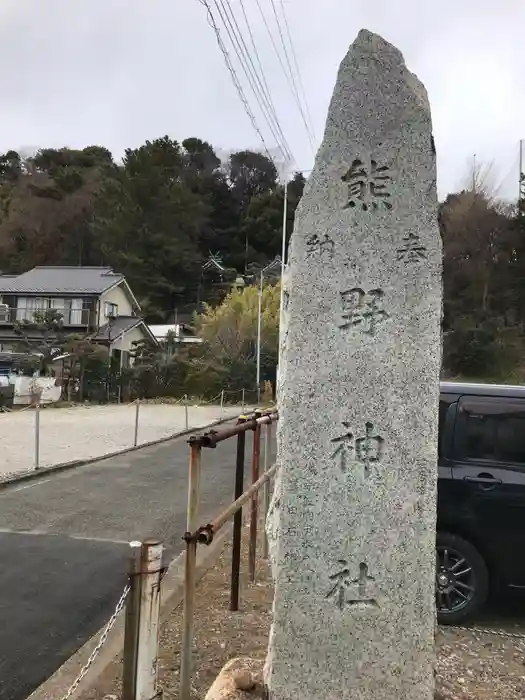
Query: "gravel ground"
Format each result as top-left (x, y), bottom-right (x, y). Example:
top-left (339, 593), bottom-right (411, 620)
top-left (0, 403), bottom-right (241, 477)
top-left (79, 525), bottom-right (525, 700)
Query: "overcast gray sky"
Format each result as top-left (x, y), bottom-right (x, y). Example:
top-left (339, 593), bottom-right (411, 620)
top-left (0, 0), bottom-right (523, 200)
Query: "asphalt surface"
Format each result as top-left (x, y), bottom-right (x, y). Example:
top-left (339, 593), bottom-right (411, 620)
top-left (0, 423), bottom-right (275, 700)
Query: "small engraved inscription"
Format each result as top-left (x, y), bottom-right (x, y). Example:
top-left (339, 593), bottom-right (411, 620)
top-left (339, 288), bottom-right (388, 335)
top-left (397, 232), bottom-right (427, 263)
top-left (341, 158), bottom-right (392, 211)
top-left (306, 233), bottom-right (334, 258)
top-left (326, 561), bottom-right (379, 610)
top-left (330, 421), bottom-right (384, 477)
top-left (282, 289), bottom-right (290, 311)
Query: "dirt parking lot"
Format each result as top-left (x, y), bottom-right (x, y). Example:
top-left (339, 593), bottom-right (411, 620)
top-left (81, 530), bottom-right (525, 700)
top-left (0, 403), bottom-right (240, 477)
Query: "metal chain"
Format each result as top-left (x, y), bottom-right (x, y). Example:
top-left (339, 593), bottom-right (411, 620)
top-left (60, 583), bottom-right (130, 700)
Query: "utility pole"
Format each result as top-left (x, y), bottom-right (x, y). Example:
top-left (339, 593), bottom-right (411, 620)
top-left (277, 181), bottom-right (288, 396)
top-left (518, 139), bottom-right (525, 215)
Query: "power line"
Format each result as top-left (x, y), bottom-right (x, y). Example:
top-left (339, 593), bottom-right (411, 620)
top-left (267, 0), bottom-right (316, 152)
top-left (236, 0), bottom-right (294, 164)
top-left (278, 0), bottom-right (316, 148)
top-left (213, 0), bottom-right (294, 164)
top-left (197, 0), bottom-right (273, 160)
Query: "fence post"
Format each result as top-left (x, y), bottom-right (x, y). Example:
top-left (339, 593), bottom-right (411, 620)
top-left (34, 401), bottom-right (40, 470)
top-left (248, 411), bottom-right (261, 583)
top-left (241, 388), bottom-right (245, 410)
top-left (122, 539), bottom-right (163, 700)
top-left (180, 439), bottom-right (202, 700)
top-left (230, 417), bottom-right (247, 611)
top-left (133, 398), bottom-right (140, 447)
top-left (220, 389), bottom-right (224, 418)
top-left (184, 395), bottom-right (189, 430)
top-left (262, 420), bottom-right (272, 559)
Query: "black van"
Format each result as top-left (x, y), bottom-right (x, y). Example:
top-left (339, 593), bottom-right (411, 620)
top-left (437, 381), bottom-right (525, 623)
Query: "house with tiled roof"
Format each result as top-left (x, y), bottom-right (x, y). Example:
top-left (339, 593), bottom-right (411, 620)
top-left (0, 266), bottom-right (156, 369)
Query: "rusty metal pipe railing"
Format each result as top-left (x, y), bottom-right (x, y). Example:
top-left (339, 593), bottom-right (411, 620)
top-left (248, 412), bottom-right (262, 582)
top-left (180, 440), bottom-right (202, 700)
top-left (180, 409), bottom-right (279, 698)
top-left (186, 463), bottom-right (277, 546)
top-left (193, 410), bottom-right (278, 448)
top-left (230, 417), bottom-right (247, 612)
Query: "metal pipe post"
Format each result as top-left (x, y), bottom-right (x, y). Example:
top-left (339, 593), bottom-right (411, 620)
top-left (256, 271), bottom-right (263, 403)
top-left (184, 395), bottom-right (189, 430)
top-left (248, 414), bottom-right (261, 582)
top-left (262, 420), bottom-right (272, 559)
top-left (180, 441), bottom-right (202, 700)
top-left (123, 539), bottom-right (163, 700)
top-left (230, 418), bottom-right (247, 611)
top-left (34, 402), bottom-right (40, 470)
top-left (241, 388), bottom-right (245, 410)
top-left (133, 398), bottom-right (140, 447)
top-left (220, 389), bottom-right (224, 418)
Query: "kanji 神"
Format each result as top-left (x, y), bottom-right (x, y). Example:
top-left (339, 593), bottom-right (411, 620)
top-left (341, 158), bottom-right (392, 211)
top-left (326, 561), bottom-right (378, 610)
top-left (330, 422), bottom-right (353, 471)
top-left (339, 287), bottom-right (388, 335)
top-left (330, 421), bottom-right (384, 477)
top-left (396, 232), bottom-right (427, 263)
top-left (306, 233), bottom-right (334, 258)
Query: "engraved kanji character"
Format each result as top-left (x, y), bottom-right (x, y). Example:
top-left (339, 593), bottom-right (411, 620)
top-left (306, 233), bottom-right (334, 258)
top-left (330, 422), bottom-right (354, 471)
top-left (339, 288), bottom-right (388, 335)
top-left (341, 158), bottom-right (392, 211)
top-left (397, 232), bottom-right (427, 263)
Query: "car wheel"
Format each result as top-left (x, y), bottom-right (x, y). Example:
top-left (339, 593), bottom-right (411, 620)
top-left (436, 531), bottom-right (489, 625)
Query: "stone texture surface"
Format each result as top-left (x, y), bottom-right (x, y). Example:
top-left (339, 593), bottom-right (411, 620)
top-left (265, 29), bottom-right (442, 700)
top-left (204, 658), bottom-right (263, 700)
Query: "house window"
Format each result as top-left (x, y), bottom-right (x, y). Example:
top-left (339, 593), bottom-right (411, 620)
top-left (16, 297), bottom-right (85, 323)
top-left (16, 297), bottom-right (47, 322)
top-left (104, 302), bottom-right (118, 319)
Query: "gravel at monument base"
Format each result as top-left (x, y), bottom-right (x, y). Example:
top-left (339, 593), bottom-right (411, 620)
top-left (78, 534), bottom-right (525, 700)
top-left (0, 403), bottom-right (240, 477)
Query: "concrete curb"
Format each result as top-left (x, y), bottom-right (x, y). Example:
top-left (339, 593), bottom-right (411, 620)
top-left (27, 526), bottom-right (232, 700)
top-left (0, 413), bottom-right (240, 491)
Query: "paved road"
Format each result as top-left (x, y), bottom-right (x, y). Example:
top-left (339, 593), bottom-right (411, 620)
top-left (0, 423), bottom-right (275, 700)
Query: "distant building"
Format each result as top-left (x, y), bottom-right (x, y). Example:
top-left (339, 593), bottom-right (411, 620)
top-left (0, 266), bottom-right (157, 369)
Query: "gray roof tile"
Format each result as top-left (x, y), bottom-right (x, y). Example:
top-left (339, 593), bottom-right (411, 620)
top-left (0, 267), bottom-right (123, 294)
top-left (94, 316), bottom-right (147, 341)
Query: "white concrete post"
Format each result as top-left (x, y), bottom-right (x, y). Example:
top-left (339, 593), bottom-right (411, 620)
top-left (123, 539), bottom-right (164, 700)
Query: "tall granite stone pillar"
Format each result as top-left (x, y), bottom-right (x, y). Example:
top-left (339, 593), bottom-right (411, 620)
top-left (265, 29), bottom-right (442, 700)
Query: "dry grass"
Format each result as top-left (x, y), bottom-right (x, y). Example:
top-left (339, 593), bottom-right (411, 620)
top-left (81, 525), bottom-right (525, 700)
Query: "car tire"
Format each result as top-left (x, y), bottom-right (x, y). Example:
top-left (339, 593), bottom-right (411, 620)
top-left (436, 531), bottom-right (489, 625)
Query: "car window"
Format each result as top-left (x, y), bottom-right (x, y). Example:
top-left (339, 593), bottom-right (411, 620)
top-left (438, 400), bottom-right (450, 459)
top-left (456, 397), bottom-right (525, 466)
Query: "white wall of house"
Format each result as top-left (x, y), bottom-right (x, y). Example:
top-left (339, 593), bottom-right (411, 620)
top-left (112, 324), bottom-right (146, 352)
top-left (98, 283), bottom-right (134, 325)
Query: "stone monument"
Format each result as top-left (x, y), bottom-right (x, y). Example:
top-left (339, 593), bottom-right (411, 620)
top-left (265, 29), bottom-right (442, 700)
